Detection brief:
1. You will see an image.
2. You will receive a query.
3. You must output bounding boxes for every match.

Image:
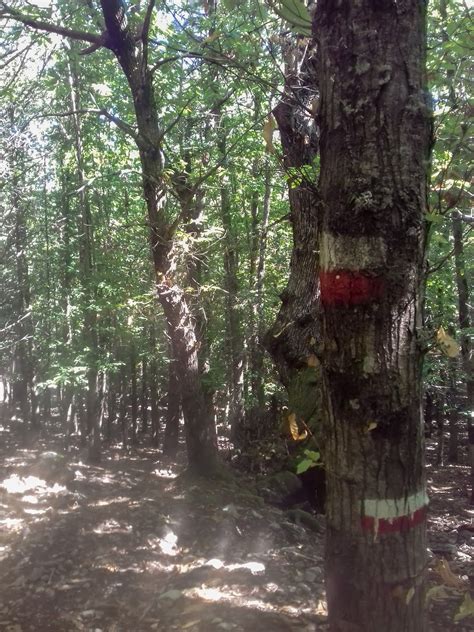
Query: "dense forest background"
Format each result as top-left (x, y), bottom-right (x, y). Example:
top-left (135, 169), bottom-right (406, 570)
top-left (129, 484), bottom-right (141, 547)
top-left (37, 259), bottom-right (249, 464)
top-left (0, 1), bottom-right (472, 630)
top-left (1, 0), bottom-right (471, 464)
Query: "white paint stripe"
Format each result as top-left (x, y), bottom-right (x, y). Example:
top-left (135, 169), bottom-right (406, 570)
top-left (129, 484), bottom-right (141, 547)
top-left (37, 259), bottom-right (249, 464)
top-left (363, 490), bottom-right (429, 520)
top-left (320, 233), bottom-right (387, 271)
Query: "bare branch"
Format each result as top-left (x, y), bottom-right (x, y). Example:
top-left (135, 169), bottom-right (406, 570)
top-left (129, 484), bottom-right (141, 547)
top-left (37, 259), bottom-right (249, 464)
top-left (452, 210), bottom-right (474, 224)
top-left (23, 108), bottom-right (146, 147)
top-left (142, 0), bottom-right (156, 67)
top-left (0, 2), bottom-right (102, 46)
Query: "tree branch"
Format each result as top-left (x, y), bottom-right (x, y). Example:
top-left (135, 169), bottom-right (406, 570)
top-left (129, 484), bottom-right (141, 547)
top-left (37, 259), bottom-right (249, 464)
top-left (0, 2), bottom-right (102, 46)
top-left (142, 0), bottom-right (156, 67)
top-left (24, 108), bottom-right (145, 147)
top-left (453, 210), bottom-right (474, 224)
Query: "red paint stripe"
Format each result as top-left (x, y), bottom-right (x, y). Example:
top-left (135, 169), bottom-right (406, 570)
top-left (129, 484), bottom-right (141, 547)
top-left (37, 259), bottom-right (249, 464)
top-left (361, 506), bottom-right (428, 534)
top-left (319, 270), bottom-right (384, 307)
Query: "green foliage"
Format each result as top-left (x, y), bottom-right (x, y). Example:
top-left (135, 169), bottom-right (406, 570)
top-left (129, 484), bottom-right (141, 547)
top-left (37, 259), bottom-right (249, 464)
top-left (268, 0), bottom-right (312, 37)
top-left (296, 449), bottom-right (320, 474)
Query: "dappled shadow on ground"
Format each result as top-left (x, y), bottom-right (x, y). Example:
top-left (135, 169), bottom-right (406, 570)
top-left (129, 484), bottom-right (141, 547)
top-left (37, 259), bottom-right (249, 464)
top-left (1, 423), bottom-right (473, 631)
top-left (425, 446), bottom-right (474, 631)
top-left (0, 426), bottom-right (327, 632)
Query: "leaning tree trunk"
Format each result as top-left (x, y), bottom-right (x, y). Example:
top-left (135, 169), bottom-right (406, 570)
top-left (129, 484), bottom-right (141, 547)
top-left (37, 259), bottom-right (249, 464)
top-left (264, 38), bottom-right (322, 442)
top-left (314, 2), bottom-right (432, 630)
top-left (99, 0), bottom-right (218, 474)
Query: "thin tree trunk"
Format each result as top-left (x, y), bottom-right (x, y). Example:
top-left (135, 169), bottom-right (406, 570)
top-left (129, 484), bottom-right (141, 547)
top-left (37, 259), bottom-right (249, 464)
top-left (314, 2), bottom-right (432, 629)
top-left (250, 159), bottom-right (272, 412)
top-left (452, 214), bottom-right (474, 500)
top-left (140, 359), bottom-right (148, 433)
top-left (8, 108), bottom-right (37, 429)
top-left (65, 44), bottom-right (100, 462)
top-left (163, 358), bottom-right (181, 457)
top-left (106, 373), bottom-right (117, 441)
top-left (130, 345), bottom-right (138, 445)
top-left (447, 363), bottom-right (458, 463)
top-left (218, 138), bottom-right (245, 440)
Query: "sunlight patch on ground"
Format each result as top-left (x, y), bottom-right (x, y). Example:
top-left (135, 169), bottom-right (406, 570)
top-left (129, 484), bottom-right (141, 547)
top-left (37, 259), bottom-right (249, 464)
top-left (145, 530), bottom-right (180, 556)
top-left (0, 517), bottom-right (24, 531)
top-left (206, 558), bottom-right (266, 575)
top-left (153, 468), bottom-right (178, 479)
top-left (22, 507), bottom-right (49, 515)
top-left (88, 496), bottom-right (131, 507)
top-left (158, 530), bottom-right (179, 556)
top-left (185, 584), bottom-right (324, 617)
top-left (93, 519), bottom-right (133, 534)
top-left (4, 457), bottom-right (29, 465)
top-left (185, 585), bottom-right (297, 615)
top-left (0, 474), bottom-right (66, 495)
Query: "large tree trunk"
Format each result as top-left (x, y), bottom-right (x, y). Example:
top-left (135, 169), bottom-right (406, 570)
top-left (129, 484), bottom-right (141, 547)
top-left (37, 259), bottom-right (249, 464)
top-left (314, 2), bottom-right (432, 630)
top-left (264, 39), bottom-right (322, 440)
top-left (99, 0), bottom-right (218, 474)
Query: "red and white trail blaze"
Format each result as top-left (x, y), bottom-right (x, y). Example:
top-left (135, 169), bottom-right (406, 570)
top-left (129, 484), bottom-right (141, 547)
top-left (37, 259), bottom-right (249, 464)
top-left (319, 233), bottom-right (386, 307)
top-left (361, 490), bottom-right (429, 536)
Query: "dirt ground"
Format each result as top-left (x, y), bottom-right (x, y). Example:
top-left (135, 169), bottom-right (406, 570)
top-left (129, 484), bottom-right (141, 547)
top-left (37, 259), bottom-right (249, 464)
top-left (0, 425), bottom-right (472, 631)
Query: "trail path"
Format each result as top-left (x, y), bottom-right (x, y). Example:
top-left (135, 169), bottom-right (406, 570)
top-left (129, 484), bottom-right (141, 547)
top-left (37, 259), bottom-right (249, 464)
top-left (0, 435), bottom-right (327, 632)
top-left (0, 431), bottom-right (472, 631)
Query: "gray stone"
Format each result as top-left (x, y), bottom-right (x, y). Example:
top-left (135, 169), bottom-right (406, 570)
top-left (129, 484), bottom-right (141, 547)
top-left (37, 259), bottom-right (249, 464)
top-left (158, 589), bottom-right (183, 601)
top-left (257, 471), bottom-right (302, 505)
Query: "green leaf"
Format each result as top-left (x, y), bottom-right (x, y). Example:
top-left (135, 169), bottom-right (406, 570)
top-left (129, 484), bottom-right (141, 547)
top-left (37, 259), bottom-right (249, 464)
top-left (304, 449), bottom-right (320, 461)
top-left (296, 458), bottom-right (316, 474)
top-left (272, 0), bottom-right (312, 36)
top-left (454, 592), bottom-right (474, 622)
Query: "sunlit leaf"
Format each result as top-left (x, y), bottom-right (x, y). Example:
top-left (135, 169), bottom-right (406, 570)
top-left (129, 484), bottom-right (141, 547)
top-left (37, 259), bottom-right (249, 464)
top-left (296, 458), bottom-right (314, 474)
top-left (436, 326), bottom-right (460, 358)
top-left (271, 0), bottom-right (312, 36)
top-left (263, 114), bottom-right (276, 153)
top-left (434, 558), bottom-right (466, 590)
top-left (454, 592), bottom-right (474, 622)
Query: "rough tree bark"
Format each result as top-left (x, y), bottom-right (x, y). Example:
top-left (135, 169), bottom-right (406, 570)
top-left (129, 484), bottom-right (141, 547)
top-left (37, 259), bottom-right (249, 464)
top-left (264, 38), bottom-right (322, 441)
top-left (313, 1), bottom-right (432, 630)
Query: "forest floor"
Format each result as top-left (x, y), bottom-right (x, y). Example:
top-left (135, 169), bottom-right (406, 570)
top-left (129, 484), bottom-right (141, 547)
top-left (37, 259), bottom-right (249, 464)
top-left (0, 422), bottom-right (473, 632)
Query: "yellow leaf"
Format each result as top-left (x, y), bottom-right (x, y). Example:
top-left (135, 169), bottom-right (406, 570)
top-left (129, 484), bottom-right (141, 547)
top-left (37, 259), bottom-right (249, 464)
top-left (434, 558), bottom-right (466, 590)
top-left (280, 412), bottom-right (307, 441)
top-left (288, 412), bottom-right (299, 440)
top-left (307, 354), bottom-right (319, 367)
top-left (263, 114), bottom-right (276, 153)
top-left (405, 587), bottom-right (415, 605)
top-left (364, 421), bottom-right (378, 433)
top-left (436, 326), bottom-right (460, 358)
top-left (454, 591), bottom-right (474, 622)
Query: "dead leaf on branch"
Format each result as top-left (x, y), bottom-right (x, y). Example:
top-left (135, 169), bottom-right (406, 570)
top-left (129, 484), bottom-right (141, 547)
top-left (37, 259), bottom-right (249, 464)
top-left (263, 114), bottom-right (277, 154)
